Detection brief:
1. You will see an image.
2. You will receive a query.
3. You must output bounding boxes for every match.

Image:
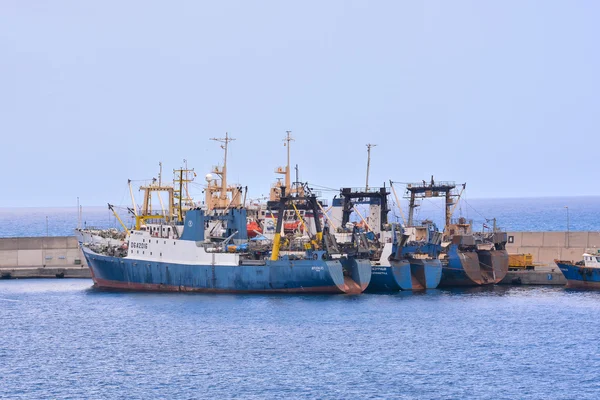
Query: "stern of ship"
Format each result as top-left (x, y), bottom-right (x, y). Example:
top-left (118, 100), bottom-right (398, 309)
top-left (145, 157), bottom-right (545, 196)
top-left (366, 259), bottom-right (410, 292)
top-left (439, 245), bottom-right (485, 287)
top-left (410, 258), bottom-right (442, 289)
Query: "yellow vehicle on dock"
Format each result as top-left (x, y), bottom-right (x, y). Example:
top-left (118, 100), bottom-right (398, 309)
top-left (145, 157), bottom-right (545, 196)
top-left (508, 253), bottom-right (534, 271)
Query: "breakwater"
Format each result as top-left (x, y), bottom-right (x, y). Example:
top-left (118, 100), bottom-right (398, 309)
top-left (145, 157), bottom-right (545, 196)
top-left (0, 236), bottom-right (90, 279)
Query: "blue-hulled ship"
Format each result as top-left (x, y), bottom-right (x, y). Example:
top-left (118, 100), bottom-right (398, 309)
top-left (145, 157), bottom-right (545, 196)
top-left (329, 186), bottom-right (407, 292)
top-left (393, 221), bottom-right (443, 290)
top-left (82, 134), bottom-right (371, 294)
top-left (403, 178), bottom-right (508, 287)
top-left (556, 252), bottom-right (600, 289)
top-left (328, 184), bottom-right (442, 291)
top-left (438, 218), bottom-right (509, 286)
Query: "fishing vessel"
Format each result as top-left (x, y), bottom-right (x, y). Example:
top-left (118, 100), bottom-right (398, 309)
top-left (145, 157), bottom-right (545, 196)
top-left (403, 178), bottom-right (508, 287)
top-left (82, 134), bottom-right (371, 294)
top-left (328, 184), bottom-right (443, 291)
top-left (393, 221), bottom-right (443, 290)
top-left (474, 221), bottom-right (509, 284)
top-left (329, 186), bottom-right (407, 292)
top-left (556, 252), bottom-right (600, 289)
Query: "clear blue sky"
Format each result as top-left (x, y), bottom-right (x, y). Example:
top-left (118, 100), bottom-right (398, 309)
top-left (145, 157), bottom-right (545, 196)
top-left (1, 1), bottom-right (598, 207)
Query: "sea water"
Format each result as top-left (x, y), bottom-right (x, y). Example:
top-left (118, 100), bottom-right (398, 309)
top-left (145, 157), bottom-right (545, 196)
top-left (1, 197), bottom-right (599, 398)
top-left (0, 281), bottom-right (599, 399)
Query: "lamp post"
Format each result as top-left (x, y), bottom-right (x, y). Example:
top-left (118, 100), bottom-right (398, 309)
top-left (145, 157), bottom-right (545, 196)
top-left (564, 206), bottom-right (569, 248)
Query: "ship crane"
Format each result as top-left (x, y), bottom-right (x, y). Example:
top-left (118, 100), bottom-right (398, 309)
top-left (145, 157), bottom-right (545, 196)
top-left (108, 203), bottom-right (130, 236)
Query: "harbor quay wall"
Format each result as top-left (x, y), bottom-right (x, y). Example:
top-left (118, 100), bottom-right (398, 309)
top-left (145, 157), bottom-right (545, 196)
top-left (506, 231), bottom-right (600, 265)
top-left (0, 236), bottom-right (85, 268)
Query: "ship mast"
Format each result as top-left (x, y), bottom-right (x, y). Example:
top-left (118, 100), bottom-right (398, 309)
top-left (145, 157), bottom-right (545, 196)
top-left (270, 131), bottom-right (295, 201)
top-left (205, 133), bottom-right (240, 211)
top-left (210, 133), bottom-right (235, 203)
top-left (158, 162), bottom-right (162, 186)
top-left (365, 143), bottom-right (376, 191)
top-left (285, 130), bottom-right (293, 190)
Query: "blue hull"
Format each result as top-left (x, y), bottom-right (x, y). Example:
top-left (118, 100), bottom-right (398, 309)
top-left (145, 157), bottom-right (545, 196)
top-left (365, 259), bottom-right (442, 292)
top-left (366, 260), bottom-right (410, 292)
top-left (439, 245), bottom-right (495, 287)
top-left (556, 262), bottom-right (600, 289)
top-left (83, 247), bottom-right (371, 294)
top-left (407, 259), bottom-right (442, 290)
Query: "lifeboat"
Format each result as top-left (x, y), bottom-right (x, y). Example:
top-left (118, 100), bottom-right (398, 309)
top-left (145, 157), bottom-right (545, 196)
top-left (284, 220), bottom-right (304, 234)
top-left (246, 220), bottom-right (262, 238)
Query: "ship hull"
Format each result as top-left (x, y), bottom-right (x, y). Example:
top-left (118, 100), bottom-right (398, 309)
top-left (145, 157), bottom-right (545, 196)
top-left (439, 245), bottom-right (495, 287)
top-left (408, 259), bottom-right (443, 290)
top-left (366, 260), bottom-right (410, 292)
top-left (83, 247), bottom-right (371, 294)
top-left (477, 249), bottom-right (509, 284)
top-left (365, 259), bottom-right (442, 292)
top-left (556, 261), bottom-right (600, 289)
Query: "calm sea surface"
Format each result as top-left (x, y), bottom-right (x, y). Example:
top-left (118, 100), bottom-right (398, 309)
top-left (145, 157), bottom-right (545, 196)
top-left (0, 281), bottom-right (599, 399)
top-left (1, 198), bottom-right (599, 399)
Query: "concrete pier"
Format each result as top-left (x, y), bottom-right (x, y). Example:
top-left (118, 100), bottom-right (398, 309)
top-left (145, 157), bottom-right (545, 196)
top-left (499, 266), bottom-right (567, 286)
top-left (0, 236), bottom-right (91, 279)
top-left (506, 231), bottom-right (600, 265)
top-left (0, 267), bottom-right (91, 279)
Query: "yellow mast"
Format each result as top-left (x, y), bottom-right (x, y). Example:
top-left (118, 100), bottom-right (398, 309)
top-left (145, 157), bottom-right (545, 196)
top-left (136, 181), bottom-right (175, 230)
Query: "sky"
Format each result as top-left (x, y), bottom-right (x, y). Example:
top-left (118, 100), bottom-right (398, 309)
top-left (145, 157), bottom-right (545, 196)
top-left (1, 1), bottom-right (598, 207)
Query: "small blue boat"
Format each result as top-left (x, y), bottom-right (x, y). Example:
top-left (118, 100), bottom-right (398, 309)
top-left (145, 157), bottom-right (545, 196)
top-left (556, 252), bottom-right (600, 289)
